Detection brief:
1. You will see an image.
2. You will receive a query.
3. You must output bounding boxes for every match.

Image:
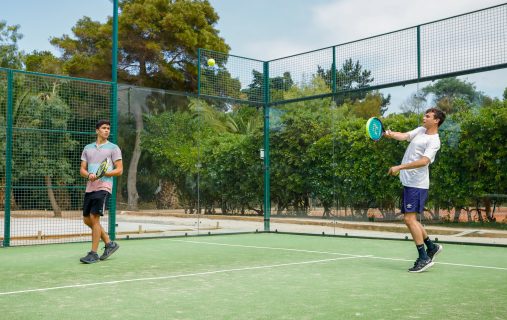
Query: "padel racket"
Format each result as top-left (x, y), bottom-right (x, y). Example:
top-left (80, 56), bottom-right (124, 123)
top-left (95, 158), bottom-right (110, 178)
top-left (366, 117), bottom-right (385, 141)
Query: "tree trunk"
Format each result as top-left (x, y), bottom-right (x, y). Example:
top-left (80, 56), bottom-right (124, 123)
top-left (126, 85), bottom-right (148, 211)
top-left (127, 107), bottom-right (142, 211)
top-left (484, 198), bottom-right (496, 222)
top-left (453, 207), bottom-right (461, 222)
top-left (45, 176), bottom-right (62, 217)
top-left (0, 178), bottom-right (18, 210)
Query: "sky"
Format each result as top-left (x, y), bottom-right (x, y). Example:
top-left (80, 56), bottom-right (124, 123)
top-left (2, 0), bottom-right (506, 112)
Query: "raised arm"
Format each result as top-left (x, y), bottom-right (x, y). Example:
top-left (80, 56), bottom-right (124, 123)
top-left (384, 129), bottom-right (410, 141)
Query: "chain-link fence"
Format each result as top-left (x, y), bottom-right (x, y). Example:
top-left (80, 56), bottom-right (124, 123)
top-left (2, 4), bottom-right (507, 247)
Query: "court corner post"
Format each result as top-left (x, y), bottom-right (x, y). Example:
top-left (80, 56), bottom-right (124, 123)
top-left (263, 61), bottom-right (271, 231)
top-left (109, 0), bottom-right (119, 241)
top-left (3, 70), bottom-right (14, 247)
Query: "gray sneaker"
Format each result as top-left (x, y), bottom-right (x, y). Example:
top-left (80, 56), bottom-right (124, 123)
top-left (427, 243), bottom-right (443, 261)
top-left (408, 258), bottom-right (434, 273)
top-left (80, 251), bottom-right (100, 264)
top-left (100, 241), bottom-right (119, 261)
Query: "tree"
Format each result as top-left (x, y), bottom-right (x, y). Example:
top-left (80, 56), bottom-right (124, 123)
top-left (25, 51), bottom-right (63, 74)
top-left (316, 59), bottom-right (390, 113)
top-left (51, 0), bottom-right (229, 90)
top-left (51, 0), bottom-right (231, 210)
top-left (10, 82), bottom-right (77, 216)
top-left (242, 70), bottom-right (294, 103)
top-left (0, 20), bottom-right (24, 69)
top-left (400, 89), bottom-right (427, 115)
top-left (349, 91), bottom-right (388, 119)
top-left (422, 77), bottom-right (483, 114)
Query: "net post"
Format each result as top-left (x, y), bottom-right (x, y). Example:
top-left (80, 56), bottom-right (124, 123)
top-left (263, 61), bottom-right (271, 231)
top-left (3, 70), bottom-right (14, 247)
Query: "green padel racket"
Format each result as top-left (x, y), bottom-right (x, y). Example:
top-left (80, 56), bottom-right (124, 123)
top-left (95, 158), bottom-right (110, 178)
top-left (366, 117), bottom-right (385, 141)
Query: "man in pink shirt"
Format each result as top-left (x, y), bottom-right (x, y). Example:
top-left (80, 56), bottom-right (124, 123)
top-left (79, 120), bottom-right (123, 264)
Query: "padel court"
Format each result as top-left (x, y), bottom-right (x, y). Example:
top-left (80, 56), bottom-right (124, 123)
top-left (1, 233), bottom-right (505, 319)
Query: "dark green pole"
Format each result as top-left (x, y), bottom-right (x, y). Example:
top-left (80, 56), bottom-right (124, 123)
top-left (416, 25), bottom-right (421, 80)
top-left (197, 48), bottom-right (201, 95)
top-left (3, 70), bottom-right (14, 247)
top-left (263, 61), bottom-right (270, 231)
top-left (332, 46), bottom-right (337, 94)
top-left (109, 0), bottom-right (119, 240)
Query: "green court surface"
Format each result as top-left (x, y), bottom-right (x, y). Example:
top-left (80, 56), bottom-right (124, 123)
top-left (1, 233), bottom-right (506, 319)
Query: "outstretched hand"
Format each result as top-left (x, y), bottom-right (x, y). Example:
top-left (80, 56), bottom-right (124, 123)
top-left (388, 166), bottom-right (400, 176)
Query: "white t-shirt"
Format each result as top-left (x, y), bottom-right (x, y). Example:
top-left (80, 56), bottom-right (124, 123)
top-left (400, 126), bottom-right (441, 189)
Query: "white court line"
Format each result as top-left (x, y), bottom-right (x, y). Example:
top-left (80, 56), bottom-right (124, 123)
top-left (369, 256), bottom-right (507, 270)
top-left (174, 239), bottom-right (507, 271)
top-left (0, 255), bottom-right (370, 296)
top-left (173, 239), bottom-right (364, 257)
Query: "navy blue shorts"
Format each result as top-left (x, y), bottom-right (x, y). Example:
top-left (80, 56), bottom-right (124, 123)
top-left (83, 190), bottom-right (110, 216)
top-left (401, 186), bottom-right (428, 214)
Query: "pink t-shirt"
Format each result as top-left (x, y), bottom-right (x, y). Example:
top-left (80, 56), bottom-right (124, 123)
top-left (81, 141), bottom-right (122, 193)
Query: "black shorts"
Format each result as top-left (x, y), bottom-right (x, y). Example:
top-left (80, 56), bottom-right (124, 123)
top-left (83, 190), bottom-right (110, 217)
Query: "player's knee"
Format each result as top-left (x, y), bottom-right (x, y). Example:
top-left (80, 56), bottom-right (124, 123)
top-left (89, 214), bottom-right (101, 224)
top-left (83, 216), bottom-right (92, 226)
top-left (403, 213), bottom-right (416, 225)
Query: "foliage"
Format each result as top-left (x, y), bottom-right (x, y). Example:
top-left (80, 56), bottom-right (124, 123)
top-left (422, 77), bottom-right (484, 114)
top-left (50, 0), bottom-right (230, 91)
top-left (317, 59), bottom-right (390, 114)
top-left (11, 83), bottom-right (78, 212)
top-left (24, 51), bottom-right (62, 74)
top-left (139, 86), bottom-right (506, 223)
top-left (242, 69), bottom-right (294, 103)
top-left (0, 20), bottom-right (23, 69)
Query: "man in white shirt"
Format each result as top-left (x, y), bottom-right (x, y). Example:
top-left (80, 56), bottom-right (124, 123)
top-left (385, 108), bottom-right (446, 273)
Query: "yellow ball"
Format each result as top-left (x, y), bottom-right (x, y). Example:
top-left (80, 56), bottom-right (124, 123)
top-left (207, 58), bottom-right (215, 67)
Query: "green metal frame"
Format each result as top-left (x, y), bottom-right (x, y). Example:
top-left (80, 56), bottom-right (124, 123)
top-left (197, 2), bottom-right (507, 232)
top-left (109, 0), bottom-right (119, 241)
top-left (3, 70), bottom-right (14, 247)
top-left (1, 1), bottom-right (119, 247)
top-left (262, 61), bottom-right (271, 231)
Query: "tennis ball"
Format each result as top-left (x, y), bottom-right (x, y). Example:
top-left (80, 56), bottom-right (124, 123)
top-left (207, 58), bottom-right (215, 67)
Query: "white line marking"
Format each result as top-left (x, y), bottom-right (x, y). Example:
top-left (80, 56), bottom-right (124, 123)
top-left (173, 239), bottom-right (365, 257)
top-left (370, 256), bottom-right (507, 270)
top-left (175, 240), bottom-right (507, 271)
top-left (0, 255), bottom-right (369, 296)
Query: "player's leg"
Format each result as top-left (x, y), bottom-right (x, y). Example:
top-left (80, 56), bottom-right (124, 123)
top-left (403, 212), bottom-right (424, 245)
top-left (417, 223), bottom-right (443, 260)
top-left (417, 192), bottom-right (443, 261)
top-left (402, 187), bottom-right (433, 272)
top-left (83, 201), bottom-right (109, 244)
top-left (89, 213), bottom-right (104, 252)
top-left (80, 194), bottom-right (100, 264)
top-left (92, 191), bottom-right (120, 261)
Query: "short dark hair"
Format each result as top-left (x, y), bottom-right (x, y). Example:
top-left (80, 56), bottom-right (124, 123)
top-left (96, 119), bottom-right (111, 129)
top-left (425, 108), bottom-right (446, 127)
